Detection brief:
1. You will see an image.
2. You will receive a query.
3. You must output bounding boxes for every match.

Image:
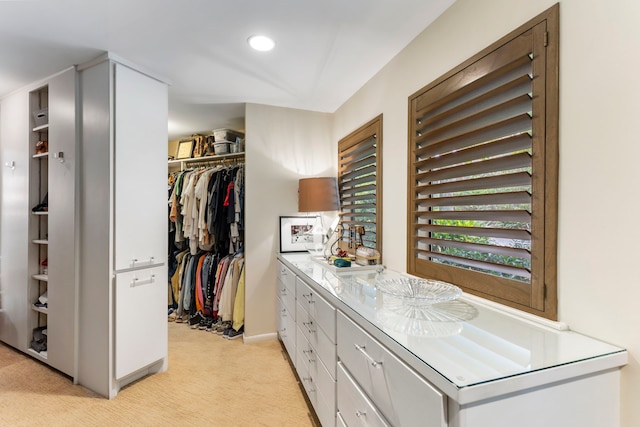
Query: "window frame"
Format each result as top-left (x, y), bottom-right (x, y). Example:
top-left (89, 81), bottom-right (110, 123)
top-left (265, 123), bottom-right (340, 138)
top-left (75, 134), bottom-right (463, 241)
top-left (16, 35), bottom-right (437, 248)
top-left (406, 5), bottom-right (559, 320)
top-left (337, 114), bottom-right (383, 258)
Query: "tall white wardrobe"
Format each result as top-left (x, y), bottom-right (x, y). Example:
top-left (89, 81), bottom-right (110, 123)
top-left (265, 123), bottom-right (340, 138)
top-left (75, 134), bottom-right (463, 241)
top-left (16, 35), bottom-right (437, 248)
top-left (0, 53), bottom-right (168, 398)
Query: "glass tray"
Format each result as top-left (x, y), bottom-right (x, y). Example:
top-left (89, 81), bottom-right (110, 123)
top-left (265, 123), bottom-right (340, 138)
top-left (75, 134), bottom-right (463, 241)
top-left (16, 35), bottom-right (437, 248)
top-left (376, 277), bottom-right (462, 305)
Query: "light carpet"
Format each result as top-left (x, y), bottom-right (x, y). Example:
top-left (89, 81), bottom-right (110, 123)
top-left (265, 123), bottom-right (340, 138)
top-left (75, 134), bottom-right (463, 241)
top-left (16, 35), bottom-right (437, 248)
top-left (0, 322), bottom-right (314, 426)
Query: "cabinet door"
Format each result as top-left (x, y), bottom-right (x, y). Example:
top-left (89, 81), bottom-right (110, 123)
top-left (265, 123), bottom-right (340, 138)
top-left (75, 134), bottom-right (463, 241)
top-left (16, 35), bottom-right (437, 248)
top-left (0, 90), bottom-right (30, 350)
top-left (113, 64), bottom-right (167, 271)
top-left (115, 266), bottom-right (167, 379)
top-left (46, 67), bottom-right (77, 376)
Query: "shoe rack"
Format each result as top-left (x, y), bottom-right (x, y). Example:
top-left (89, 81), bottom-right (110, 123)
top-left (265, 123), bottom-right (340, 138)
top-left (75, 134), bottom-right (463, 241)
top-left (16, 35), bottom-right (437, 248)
top-left (28, 85), bottom-right (49, 361)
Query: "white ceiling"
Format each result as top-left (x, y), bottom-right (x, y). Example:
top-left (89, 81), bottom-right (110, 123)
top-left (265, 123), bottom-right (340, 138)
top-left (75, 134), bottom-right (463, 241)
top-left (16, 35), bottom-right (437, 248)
top-left (0, 0), bottom-right (454, 140)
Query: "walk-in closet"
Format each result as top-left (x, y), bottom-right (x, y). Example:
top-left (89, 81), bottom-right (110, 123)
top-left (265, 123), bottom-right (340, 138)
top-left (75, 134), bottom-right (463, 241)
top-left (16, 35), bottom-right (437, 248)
top-left (167, 142), bottom-right (246, 339)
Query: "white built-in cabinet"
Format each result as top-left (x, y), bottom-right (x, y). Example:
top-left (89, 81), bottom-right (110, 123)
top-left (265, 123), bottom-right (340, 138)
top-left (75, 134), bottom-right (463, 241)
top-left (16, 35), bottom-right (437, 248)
top-left (0, 53), bottom-right (168, 399)
top-left (278, 253), bottom-right (627, 427)
top-left (77, 55), bottom-right (168, 398)
top-left (0, 67), bottom-right (76, 377)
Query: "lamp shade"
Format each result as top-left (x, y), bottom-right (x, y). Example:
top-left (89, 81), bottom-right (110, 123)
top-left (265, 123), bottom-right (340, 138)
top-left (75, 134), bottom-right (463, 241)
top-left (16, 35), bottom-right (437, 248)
top-left (298, 177), bottom-right (340, 212)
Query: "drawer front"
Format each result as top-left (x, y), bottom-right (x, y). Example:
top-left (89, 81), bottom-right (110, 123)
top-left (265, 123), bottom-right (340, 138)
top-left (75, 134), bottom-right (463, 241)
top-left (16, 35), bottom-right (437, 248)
top-left (297, 301), bottom-right (337, 379)
top-left (278, 277), bottom-right (296, 315)
top-left (278, 298), bottom-right (296, 363)
top-left (299, 325), bottom-right (336, 427)
top-left (316, 374), bottom-right (337, 427)
top-left (337, 312), bottom-right (447, 427)
top-left (296, 301), bottom-right (313, 343)
top-left (278, 262), bottom-right (296, 294)
top-left (315, 324), bottom-right (337, 380)
top-left (297, 278), bottom-right (336, 342)
top-left (296, 325), bottom-right (313, 373)
top-left (298, 359), bottom-right (317, 408)
top-left (115, 266), bottom-right (167, 379)
top-left (315, 351), bottom-right (337, 420)
top-left (337, 362), bottom-right (390, 427)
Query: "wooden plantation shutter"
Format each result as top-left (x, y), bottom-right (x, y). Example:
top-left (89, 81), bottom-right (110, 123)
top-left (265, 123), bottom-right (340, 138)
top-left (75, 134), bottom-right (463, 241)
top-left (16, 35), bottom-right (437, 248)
top-left (338, 115), bottom-right (382, 255)
top-left (407, 5), bottom-right (558, 319)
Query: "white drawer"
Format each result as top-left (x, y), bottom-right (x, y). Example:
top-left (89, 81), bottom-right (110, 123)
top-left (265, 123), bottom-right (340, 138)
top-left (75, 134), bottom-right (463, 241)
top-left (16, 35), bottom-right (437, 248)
top-left (337, 312), bottom-right (447, 427)
top-left (337, 362), bottom-right (390, 427)
top-left (278, 298), bottom-right (296, 364)
top-left (314, 350), bottom-right (337, 422)
top-left (278, 262), bottom-right (296, 294)
top-left (297, 301), bottom-right (337, 378)
top-left (296, 277), bottom-right (336, 342)
top-left (278, 277), bottom-right (296, 315)
top-left (115, 266), bottom-right (167, 380)
top-left (296, 325), bottom-right (313, 373)
top-left (298, 358), bottom-right (317, 408)
top-left (316, 373), bottom-right (337, 427)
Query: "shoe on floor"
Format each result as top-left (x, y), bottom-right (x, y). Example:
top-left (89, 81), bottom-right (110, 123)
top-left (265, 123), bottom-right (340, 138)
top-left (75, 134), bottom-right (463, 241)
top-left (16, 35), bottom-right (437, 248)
top-left (227, 326), bottom-right (244, 340)
top-left (216, 321), bottom-right (232, 335)
top-left (188, 312), bottom-right (204, 329)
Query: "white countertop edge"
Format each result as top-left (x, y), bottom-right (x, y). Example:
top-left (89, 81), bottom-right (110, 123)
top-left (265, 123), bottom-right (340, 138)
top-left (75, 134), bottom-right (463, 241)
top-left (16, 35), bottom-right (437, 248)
top-left (456, 350), bottom-right (628, 405)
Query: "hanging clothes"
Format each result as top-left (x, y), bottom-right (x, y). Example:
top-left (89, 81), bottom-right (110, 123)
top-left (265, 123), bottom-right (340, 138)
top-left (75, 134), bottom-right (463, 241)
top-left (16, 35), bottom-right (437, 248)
top-left (167, 161), bottom-right (246, 337)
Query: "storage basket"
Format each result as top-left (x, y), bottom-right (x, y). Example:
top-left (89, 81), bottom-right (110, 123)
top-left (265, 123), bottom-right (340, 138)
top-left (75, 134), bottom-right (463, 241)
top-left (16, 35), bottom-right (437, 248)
top-left (32, 108), bottom-right (48, 128)
top-left (213, 128), bottom-right (244, 143)
top-left (214, 142), bottom-right (230, 155)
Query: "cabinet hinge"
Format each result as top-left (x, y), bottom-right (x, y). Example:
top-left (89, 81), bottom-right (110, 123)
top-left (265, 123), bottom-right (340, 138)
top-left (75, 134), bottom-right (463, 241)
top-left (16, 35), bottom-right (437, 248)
top-left (544, 31), bottom-right (548, 47)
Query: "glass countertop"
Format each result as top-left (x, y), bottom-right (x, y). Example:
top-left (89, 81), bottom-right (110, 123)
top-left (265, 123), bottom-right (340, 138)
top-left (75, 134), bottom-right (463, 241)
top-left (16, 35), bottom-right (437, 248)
top-left (279, 253), bottom-right (626, 389)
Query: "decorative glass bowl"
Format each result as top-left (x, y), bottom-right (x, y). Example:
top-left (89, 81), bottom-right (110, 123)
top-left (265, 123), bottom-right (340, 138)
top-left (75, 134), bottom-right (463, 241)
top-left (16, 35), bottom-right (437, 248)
top-left (376, 278), bottom-right (462, 306)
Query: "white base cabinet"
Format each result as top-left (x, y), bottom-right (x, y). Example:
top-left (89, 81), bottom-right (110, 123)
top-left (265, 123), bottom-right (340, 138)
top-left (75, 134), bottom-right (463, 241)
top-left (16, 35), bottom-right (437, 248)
top-left (277, 254), bottom-right (627, 427)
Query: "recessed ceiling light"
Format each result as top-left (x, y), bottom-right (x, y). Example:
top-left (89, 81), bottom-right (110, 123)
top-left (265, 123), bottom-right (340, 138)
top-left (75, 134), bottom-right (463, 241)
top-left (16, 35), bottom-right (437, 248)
top-left (248, 35), bottom-right (275, 52)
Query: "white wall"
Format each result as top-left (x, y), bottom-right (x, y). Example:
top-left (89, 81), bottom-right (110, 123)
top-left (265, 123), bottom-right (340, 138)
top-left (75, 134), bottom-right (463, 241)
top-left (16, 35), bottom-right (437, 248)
top-left (244, 103), bottom-right (333, 338)
top-left (333, 0), bottom-right (640, 425)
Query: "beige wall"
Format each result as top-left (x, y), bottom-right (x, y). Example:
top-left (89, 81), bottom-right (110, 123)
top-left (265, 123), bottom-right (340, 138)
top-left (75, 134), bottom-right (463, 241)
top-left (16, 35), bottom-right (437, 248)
top-left (332, 0), bottom-right (640, 425)
top-left (244, 103), bottom-right (334, 338)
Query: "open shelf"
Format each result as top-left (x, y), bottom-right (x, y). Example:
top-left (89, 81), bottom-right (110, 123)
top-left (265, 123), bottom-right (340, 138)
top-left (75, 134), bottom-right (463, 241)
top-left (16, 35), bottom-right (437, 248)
top-left (32, 239), bottom-right (48, 245)
top-left (32, 152), bottom-right (49, 159)
top-left (32, 274), bottom-right (48, 282)
top-left (32, 211), bottom-right (49, 216)
top-left (32, 304), bottom-right (48, 314)
top-left (32, 124), bottom-right (49, 132)
top-left (26, 348), bottom-right (47, 361)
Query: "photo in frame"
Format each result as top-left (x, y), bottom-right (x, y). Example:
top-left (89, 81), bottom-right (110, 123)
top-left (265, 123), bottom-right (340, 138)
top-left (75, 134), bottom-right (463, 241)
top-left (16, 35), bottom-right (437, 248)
top-left (175, 139), bottom-right (195, 159)
top-left (279, 215), bottom-right (319, 253)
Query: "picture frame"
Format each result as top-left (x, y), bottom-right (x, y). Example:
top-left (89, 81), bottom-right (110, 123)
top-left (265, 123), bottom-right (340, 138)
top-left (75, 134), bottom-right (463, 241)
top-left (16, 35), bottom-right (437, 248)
top-left (279, 215), bottom-right (319, 253)
top-left (175, 139), bottom-right (195, 159)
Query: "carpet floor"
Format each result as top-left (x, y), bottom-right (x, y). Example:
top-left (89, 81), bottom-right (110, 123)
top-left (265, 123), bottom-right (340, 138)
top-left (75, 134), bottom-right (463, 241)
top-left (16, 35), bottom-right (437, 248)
top-left (0, 322), bottom-right (314, 426)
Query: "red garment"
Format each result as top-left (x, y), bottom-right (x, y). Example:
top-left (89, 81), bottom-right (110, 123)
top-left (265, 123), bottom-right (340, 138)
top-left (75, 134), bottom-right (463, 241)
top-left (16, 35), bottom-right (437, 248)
top-left (223, 181), bottom-right (234, 207)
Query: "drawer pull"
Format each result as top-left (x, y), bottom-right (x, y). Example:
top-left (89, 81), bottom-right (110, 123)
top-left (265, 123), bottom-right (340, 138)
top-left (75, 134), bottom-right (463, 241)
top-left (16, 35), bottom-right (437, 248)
top-left (303, 349), bottom-right (313, 355)
top-left (302, 321), bottom-right (316, 333)
top-left (281, 308), bottom-right (287, 313)
top-left (281, 288), bottom-right (287, 293)
top-left (130, 275), bottom-right (155, 287)
top-left (302, 293), bottom-right (315, 303)
top-left (356, 410), bottom-right (367, 418)
top-left (131, 256), bottom-right (156, 268)
top-left (354, 344), bottom-right (383, 368)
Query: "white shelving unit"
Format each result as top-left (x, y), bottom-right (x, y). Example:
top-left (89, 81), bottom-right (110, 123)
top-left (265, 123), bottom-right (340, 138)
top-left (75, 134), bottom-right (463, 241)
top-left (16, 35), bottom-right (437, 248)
top-left (29, 85), bottom-right (49, 361)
